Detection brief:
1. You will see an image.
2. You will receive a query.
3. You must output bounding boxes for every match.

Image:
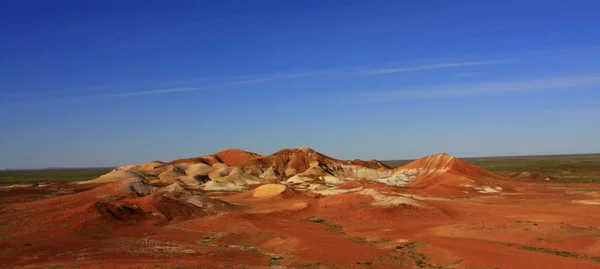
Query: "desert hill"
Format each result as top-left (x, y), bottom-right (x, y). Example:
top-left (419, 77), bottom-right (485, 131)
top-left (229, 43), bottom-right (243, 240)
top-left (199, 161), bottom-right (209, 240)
top-left (15, 149), bottom-right (510, 230)
top-left (81, 148), bottom-right (506, 197)
top-left (395, 153), bottom-right (506, 195)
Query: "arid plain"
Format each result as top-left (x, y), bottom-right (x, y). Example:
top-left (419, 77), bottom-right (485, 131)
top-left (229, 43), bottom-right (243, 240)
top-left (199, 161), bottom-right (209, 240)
top-left (1, 148), bottom-right (600, 269)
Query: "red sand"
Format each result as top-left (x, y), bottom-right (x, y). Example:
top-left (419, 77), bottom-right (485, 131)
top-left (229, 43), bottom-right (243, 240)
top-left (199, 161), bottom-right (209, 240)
top-left (3, 183), bottom-right (600, 269)
top-left (2, 151), bottom-right (600, 268)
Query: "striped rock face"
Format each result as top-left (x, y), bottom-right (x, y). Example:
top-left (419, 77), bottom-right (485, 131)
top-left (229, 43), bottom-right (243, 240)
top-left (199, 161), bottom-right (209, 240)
top-left (394, 153), bottom-right (507, 195)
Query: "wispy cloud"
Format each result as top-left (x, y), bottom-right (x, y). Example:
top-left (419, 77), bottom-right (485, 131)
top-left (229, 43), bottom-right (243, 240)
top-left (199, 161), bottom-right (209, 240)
top-left (355, 74), bottom-right (600, 103)
top-left (87, 87), bottom-right (199, 98)
top-left (1, 87), bottom-right (203, 106)
top-left (81, 69), bottom-right (340, 98)
top-left (364, 61), bottom-right (500, 75)
top-left (1, 59), bottom-right (503, 104)
top-left (233, 78), bottom-right (277, 85)
top-left (81, 70), bottom-right (341, 98)
top-left (457, 73), bottom-right (476, 77)
top-left (5, 69), bottom-right (345, 102)
top-left (232, 70), bottom-right (340, 85)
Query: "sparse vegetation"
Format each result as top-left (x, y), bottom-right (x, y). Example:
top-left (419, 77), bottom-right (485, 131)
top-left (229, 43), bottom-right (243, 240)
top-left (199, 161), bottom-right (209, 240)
top-left (0, 168), bottom-right (113, 185)
top-left (201, 232), bottom-right (231, 244)
top-left (42, 266), bottom-right (64, 269)
top-left (349, 236), bottom-right (391, 245)
top-left (503, 243), bottom-right (600, 262)
top-left (405, 251), bottom-right (428, 267)
top-left (300, 216), bottom-right (344, 234)
top-left (269, 255), bottom-right (284, 267)
top-left (395, 241), bottom-right (428, 250)
top-left (297, 262), bottom-right (324, 268)
top-left (370, 237), bottom-right (391, 244)
top-left (296, 262), bottom-right (340, 269)
top-left (517, 245), bottom-right (582, 258)
top-left (391, 242), bottom-right (443, 269)
top-left (300, 216), bottom-right (326, 224)
top-left (349, 236), bottom-right (369, 244)
top-left (373, 256), bottom-right (410, 267)
top-left (262, 231), bottom-right (275, 237)
top-left (534, 237), bottom-right (564, 243)
top-left (450, 259), bottom-right (463, 265)
top-left (242, 245), bottom-right (259, 252)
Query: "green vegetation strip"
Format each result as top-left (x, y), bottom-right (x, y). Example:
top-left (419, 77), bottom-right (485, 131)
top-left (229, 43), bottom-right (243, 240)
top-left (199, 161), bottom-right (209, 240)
top-left (504, 243), bottom-right (600, 262)
top-left (0, 168), bottom-right (113, 185)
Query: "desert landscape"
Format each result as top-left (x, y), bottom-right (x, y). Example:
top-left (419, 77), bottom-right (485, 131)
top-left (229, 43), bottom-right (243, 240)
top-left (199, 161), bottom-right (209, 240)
top-left (3, 0), bottom-right (599, 268)
top-left (1, 148), bottom-right (600, 269)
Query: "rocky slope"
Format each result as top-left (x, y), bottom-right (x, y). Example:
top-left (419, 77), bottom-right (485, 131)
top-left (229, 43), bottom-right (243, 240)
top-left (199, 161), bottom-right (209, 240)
top-left (395, 153), bottom-right (506, 195)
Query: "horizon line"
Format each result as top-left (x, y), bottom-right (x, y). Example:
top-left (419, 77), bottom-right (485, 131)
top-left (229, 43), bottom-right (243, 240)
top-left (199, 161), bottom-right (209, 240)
top-left (3, 151), bottom-right (599, 171)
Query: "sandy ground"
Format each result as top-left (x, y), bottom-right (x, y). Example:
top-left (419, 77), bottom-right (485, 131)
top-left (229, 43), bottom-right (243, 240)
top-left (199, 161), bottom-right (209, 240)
top-left (1, 179), bottom-right (600, 269)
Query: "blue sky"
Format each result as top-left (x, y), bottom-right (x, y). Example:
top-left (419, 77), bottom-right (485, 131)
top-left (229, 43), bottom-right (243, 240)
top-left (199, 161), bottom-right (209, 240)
top-left (1, 0), bottom-right (600, 169)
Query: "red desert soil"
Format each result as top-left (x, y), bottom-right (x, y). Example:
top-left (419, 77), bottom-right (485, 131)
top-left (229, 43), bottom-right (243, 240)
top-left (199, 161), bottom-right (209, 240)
top-left (1, 149), bottom-right (600, 269)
